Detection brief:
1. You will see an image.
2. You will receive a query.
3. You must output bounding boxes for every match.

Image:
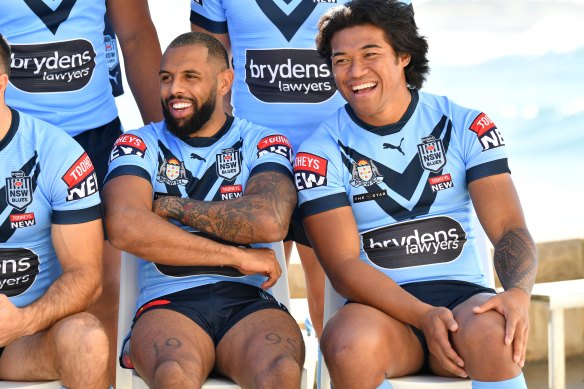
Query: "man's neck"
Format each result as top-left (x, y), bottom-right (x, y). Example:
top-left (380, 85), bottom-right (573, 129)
top-left (189, 111), bottom-right (227, 139)
top-left (0, 103), bottom-right (12, 143)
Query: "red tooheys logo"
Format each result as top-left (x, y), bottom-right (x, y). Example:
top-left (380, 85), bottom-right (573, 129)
top-left (294, 152), bottom-right (328, 190)
top-left (62, 153), bottom-right (98, 201)
top-left (257, 134), bottom-right (293, 163)
top-left (468, 113), bottom-right (505, 151)
top-left (110, 134), bottom-right (147, 161)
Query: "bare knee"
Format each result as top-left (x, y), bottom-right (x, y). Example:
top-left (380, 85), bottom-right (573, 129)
top-left (53, 312), bottom-right (108, 361)
top-left (455, 313), bottom-right (519, 379)
top-left (255, 354), bottom-right (302, 389)
top-left (153, 360), bottom-right (199, 388)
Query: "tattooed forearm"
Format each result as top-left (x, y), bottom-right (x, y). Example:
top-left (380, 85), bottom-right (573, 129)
top-left (153, 171), bottom-right (296, 244)
top-left (494, 227), bottom-right (538, 295)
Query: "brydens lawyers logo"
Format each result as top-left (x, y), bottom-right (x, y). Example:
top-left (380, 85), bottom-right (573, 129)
top-left (245, 49), bottom-right (336, 103)
top-left (110, 134), bottom-right (147, 162)
top-left (10, 39), bottom-right (96, 93)
top-left (62, 153), bottom-right (98, 201)
top-left (257, 134), bottom-right (293, 163)
top-left (294, 152), bottom-right (327, 190)
top-left (469, 113), bottom-right (505, 151)
top-left (361, 216), bottom-right (466, 269)
top-left (6, 171), bottom-right (33, 210)
top-left (0, 248), bottom-right (40, 297)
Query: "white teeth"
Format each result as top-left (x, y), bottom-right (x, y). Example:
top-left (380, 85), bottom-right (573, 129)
top-left (172, 102), bottom-right (192, 109)
top-left (352, 82), bottom-right (376, 92)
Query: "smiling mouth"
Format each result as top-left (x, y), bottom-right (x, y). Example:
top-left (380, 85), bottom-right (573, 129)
top-left (171, 101), bottom-right (193, 110)
top-left (352, 82), bottom-right (377, 94)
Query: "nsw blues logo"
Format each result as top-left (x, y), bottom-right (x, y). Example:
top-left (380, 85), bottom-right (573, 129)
top-left (6, 171), bottom-right (33, 210)
top-left (216, 148), bottom-right (242, 181)
top-left (417, 135), bottom-right (446, 173)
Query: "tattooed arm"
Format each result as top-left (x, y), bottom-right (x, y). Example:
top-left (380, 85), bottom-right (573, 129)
top-left (153, 170), bottom-right (297, 244)
top-left (468, 172), bottom-right (537, 367)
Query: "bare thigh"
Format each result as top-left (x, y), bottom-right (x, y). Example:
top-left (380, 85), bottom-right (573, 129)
top-left (130, 309), bottom-right (215, 386)
top-left (321, 303), bottom-right (424, 380)
top-left (215, 308), bottom-right (304, 388)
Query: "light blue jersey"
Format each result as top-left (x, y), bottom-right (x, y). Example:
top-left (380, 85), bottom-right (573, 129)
top-left (106, 116), bottom-right (294, 308)
top-left (0, 109), bottom-right (102, 307)
top-left (190, 0), bottom-right (352, 151)
top-left (295, 90), bottom-right (509, 286)
top-left (1, 0), bottom-right (118, 136)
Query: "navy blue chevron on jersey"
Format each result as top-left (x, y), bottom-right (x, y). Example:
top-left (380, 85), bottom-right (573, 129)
top-left (189, 0), bottom-right (351, 151)
top-left (105, 115), bottom-right (294, 308)
top-left (0, 108), bottom-right (102, 307)
top-left (295, 90), bottom-right (509, 287)
top-left (1, 0), bottom-right (117, 136)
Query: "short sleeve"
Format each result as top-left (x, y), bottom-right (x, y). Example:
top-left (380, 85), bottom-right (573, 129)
top-left (190, 0), bottom-right (228, 34)
top-left (105, 128), bottom-right (158, 187)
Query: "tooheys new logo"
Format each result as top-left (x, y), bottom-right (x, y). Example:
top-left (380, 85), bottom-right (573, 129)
top-left (0, 248), bottom-right (40, 297)
top-left (362, 216), bottom-right (466, 269)
top-left (245, 49), bottom-right (336, 103)
top-left (10, 39), bottom-right (96, 93)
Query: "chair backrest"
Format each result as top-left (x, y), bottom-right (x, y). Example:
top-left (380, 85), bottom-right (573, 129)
top-left (317, 213), bottom-right (491, 389)
top-left (116, 241), bottom-right (290, 389)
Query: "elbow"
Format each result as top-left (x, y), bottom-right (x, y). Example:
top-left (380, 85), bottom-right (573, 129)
top-left (255, 212), bottom-right (289, 243)
top-left (105, 210), bottom-right (140, 252)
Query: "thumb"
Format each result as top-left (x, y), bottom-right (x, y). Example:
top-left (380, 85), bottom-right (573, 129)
top-left (443, 311), bottom-right (459, 332)
top-left (473, 298), bottom-right (496, 314)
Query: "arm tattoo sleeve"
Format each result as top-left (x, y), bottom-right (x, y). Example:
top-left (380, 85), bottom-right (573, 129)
top-left (156, 171), bottom-right (295, 243)
top-left (493, 227), bottom-right (538, 294)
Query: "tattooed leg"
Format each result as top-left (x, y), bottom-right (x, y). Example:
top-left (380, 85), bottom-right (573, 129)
top-left (216, 309), bottom-right (305, 389)
top-left (129, 309), bottom-right (215, 388)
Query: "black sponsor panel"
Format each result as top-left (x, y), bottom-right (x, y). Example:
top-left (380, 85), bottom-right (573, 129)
top-left (245, 49), bottom-right (336, 103)
top-left (0, 248), bottom-right (40, 297)
top-left (10, 40), bottom-right (96, 93)
top-left (362, 216), bottom-right (466, 269)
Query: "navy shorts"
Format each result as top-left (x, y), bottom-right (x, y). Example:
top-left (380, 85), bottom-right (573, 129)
top-left (402, 280), bottom-right (496, 371)
top-left (284, 206), bottom-right (311, 247)
top-left (73, 117), bottom-right (123, 191)
top-left (121, 281), bottom-right (290, 369)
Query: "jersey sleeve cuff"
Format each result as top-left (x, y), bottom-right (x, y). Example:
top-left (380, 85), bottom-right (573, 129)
top-left (300, 193), bottom-right (350, 219)
top-left (250, 162), bottom-right (294, 181)
top-left (52, 204), bottom-right (102, 224)
top-left (190, 11), bottom-right (228, 34)
top-left (104, 166), bottom-right (152, 186)
top-left (466, 159), bottom-right (511, 184)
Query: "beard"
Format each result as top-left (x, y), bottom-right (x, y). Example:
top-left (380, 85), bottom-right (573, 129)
top-left (162, 88), bottom-right (217, 140)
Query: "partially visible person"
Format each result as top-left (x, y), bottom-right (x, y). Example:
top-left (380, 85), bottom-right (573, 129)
top-left (0, 35), bottom-right (108, 388)
top-left (295, 1), bottom-right (537, 388)
top-left (0, 0), bottom-right (163, 382)
top-left (189, 0), bottom-right (408, 337)
top-left (103, 32), bottom-right (304, 388)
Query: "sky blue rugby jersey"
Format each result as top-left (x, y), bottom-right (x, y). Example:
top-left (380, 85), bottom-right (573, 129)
top-left (294, 90), bottom-right (509, 287)
top-left (105, 115), bottom-right (294, 308)
top-left (1, 0), bottom-right (117, 136)
top-left (189, 0), bottom-right (352, 152)
top-left (0, 109), bottom-right (102, 307)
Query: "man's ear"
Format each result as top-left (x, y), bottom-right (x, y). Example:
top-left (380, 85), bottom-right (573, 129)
top-left (217, 68), bottom-right (234, 97)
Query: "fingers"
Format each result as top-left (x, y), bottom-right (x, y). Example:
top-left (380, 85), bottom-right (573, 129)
top-left (510, 319), bottom-right (528, 367)
top-left (472, 298), bottom-right (496, 314)
top-left (260, 253), bottom-right (282, 290)
top-left (431, 331), bottom-right (466, 377)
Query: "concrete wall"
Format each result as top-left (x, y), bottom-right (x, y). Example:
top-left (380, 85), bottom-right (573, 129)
top-left (288, 239), bottom-right (584, 362)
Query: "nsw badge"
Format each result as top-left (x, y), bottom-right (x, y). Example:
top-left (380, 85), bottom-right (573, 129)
top-left (216, 148), bottom-right (242, 181)
top-left (6, 171), bottom-right (33, 210)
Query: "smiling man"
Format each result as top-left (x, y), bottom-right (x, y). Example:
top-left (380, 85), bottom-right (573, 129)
top-left (294, 1), bottom-right (538, 388)
top-left (103, 32), bottom-right (304, 388)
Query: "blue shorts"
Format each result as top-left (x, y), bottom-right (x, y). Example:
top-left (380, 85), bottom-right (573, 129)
top-left (120, 281), bottom-right (290, 369)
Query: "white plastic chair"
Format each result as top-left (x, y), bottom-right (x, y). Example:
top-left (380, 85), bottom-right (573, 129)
top-left (317, 214), bottom-right (493, 389)
top-left (116, 241), bottom-right (310, 389)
